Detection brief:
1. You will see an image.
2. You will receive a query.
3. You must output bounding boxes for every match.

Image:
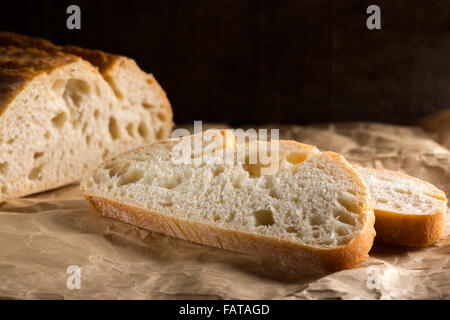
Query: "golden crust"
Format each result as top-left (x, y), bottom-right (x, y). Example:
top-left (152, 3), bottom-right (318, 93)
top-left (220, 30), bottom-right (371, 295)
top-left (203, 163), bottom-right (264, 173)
top-left (81, 139), bottom-right (375, 272)
top-left (374, 208), bottom-right (445, 247)
top-left (83, 194), bottom-right (374, 272)
top-left (357, 166), bottom-right (447, 246)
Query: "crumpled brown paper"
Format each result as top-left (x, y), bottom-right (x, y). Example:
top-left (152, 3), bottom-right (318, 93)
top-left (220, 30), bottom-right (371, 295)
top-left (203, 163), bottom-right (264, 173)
top-left (0, 121), bottom-right (449, 299)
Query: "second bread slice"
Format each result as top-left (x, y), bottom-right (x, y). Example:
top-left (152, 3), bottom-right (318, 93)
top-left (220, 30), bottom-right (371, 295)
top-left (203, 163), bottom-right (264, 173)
top-left (357, 167), bottom-right (447, 247)
top-left (81, 131), bottom-right (375, 271)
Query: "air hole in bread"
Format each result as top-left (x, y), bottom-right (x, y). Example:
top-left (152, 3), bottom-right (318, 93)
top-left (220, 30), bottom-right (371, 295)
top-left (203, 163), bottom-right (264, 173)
top-left (93, 109), bottom-right (100, 119)
top-left (63, 79), bottom-right (90, 109)
top-left (33, 152), bottom-right (44, 159)
top-left (376, 198), bottom-right (388, 204)
top-left (269, 188), bottom-right (281, 199)
top-left (51, 112), bottom-right (67, 129)
top-left (0, 162), bottom-right (8, 174)
top-left (337, 226), bottom-right (349, 236)
top-left (286, 226), bottom-right (297, 233)
top-left (1, 186), bottom-right (6, 194)
top-left (157, 112), bottom-right (166, 122)
top-left (51, 79), bottom-right (66, 93)
top-left (212, 166), bottom-right (225, 177)
top-left (394, 188), bottom-right (412, 195)
top-left (86, 135), bottom-right (92, 146)
top-left (92, 172), bottom-right (103, 184)
top-left (138, 122), bottom-right (150, 139)
top-left (286, 152), bottom-right (307, 164)
top-left (159, 200), bottom-right (173, 207)
top-left (117, 169), bottom-right (144, 187)
top-left (81, 122), bottom-right (88, 134)
top-left (213, 215), bottom-right (221, 222)
top-left (104, 163), bottom-right (115, 170)
top-left (126, 123), bottom-right (136, 137)
top-left (156, 127), bottom-right (165, 140)
top-left (309, 215), bottom-right (324, 226)
top-left (44, 131), bottom-right (51, 139)
top-left (108, 116), bottom-right (121, 140)
top-left (28, 165), bottom-right (44, 180)
top-left (109, 162), bottom-right (130, 178)
top-left (232, 173), bottom-right (247, 189)
top-left (225, 211), bottom-right (236, 223)
top-left (337, 195), bottom-right (359, 214)
top-left (6, 138), bottom-right (15, 144)
top-left (142, 103), bottom-right (155, 110)
top-left (253, 209), bottom-right (275, 227)
top-left (158, 178), bottom-right (180, 190)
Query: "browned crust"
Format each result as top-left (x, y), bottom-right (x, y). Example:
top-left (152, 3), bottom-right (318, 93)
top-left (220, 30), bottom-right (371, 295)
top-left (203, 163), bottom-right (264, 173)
top-left (0, 32), bottom-right (59, 52)
top-left (374, 208), bottom-right (445, 247)
top-left (81, 139), bottom-right (375, 272)
top-left (0, 68), bottom-right (36, 115)
top-left (83, 195), bottom-right (374, 272)
top-left (62, 45), bottom-right (121, 74)
top-left (357, 166), bottom-right (448, 246)
top-left (0, 31), bottom-right (118, 73)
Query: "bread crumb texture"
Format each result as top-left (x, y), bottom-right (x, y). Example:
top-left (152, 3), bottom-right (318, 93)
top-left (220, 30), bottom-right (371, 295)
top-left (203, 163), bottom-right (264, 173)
top-left (0, 33), bottom-right (173, 200)
top-left (82, 130), bottom-right (375, 270)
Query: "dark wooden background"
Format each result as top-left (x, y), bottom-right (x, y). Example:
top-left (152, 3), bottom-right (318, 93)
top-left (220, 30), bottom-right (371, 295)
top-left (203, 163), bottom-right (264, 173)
top-left (1, 0), bottom-right (449, 125)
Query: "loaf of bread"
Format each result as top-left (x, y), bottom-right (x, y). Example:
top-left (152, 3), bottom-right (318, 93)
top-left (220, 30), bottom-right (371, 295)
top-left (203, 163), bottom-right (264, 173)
top-left (81, 130), bottom-right (375, 271)
top-left (0, 33), bottom-right (173, 201)
top-left (357, 167), bottom-right (447, 246)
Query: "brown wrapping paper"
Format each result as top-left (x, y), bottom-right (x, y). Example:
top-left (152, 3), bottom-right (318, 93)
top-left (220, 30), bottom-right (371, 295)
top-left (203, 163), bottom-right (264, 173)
top-left (0, 121), bottom-right (449, 299)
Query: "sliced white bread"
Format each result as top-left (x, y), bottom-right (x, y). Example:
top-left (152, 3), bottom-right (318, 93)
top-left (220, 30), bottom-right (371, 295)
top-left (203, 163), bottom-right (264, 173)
top-left (0, 44), bottom-right (172, 201)
top-left (81, 130), bottom-right (375, 271)
top-left (357, 167), bottom-right (447, 247)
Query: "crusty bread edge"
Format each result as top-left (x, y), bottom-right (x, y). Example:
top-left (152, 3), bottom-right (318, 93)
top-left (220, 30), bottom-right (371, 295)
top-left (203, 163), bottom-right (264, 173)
top-left (82, 194), bottom-right (375, 272)
top-left (356, 166), bottom-right (448, 246)
top-left (374, 207), bottom-right (446, 247)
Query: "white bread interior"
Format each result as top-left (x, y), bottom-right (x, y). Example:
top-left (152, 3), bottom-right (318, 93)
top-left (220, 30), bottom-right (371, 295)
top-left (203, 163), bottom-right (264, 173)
top-left (0, 47), bottom-right (172, 200)
top-left (81, 130), bottom-right (375, 271)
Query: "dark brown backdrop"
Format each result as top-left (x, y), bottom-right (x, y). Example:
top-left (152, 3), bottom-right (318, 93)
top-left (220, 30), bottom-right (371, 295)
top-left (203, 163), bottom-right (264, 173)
top-left (1, 0), bottom-right (449, 125)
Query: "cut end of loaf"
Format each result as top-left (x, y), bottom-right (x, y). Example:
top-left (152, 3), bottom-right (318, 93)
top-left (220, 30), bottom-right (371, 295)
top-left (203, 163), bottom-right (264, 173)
top-left (0, 40), bottom-right (173, 201)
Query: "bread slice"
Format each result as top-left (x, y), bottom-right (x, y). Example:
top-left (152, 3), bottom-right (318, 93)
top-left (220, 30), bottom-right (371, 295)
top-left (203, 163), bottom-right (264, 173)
top-left (357, 167), bottom-right (447, 246)
top-left (0, 32), bottom-right (173, 141)
top-left (0, 44), bottom-right (172, 201)
top-left (81, 130), bottom-right (375, 271)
